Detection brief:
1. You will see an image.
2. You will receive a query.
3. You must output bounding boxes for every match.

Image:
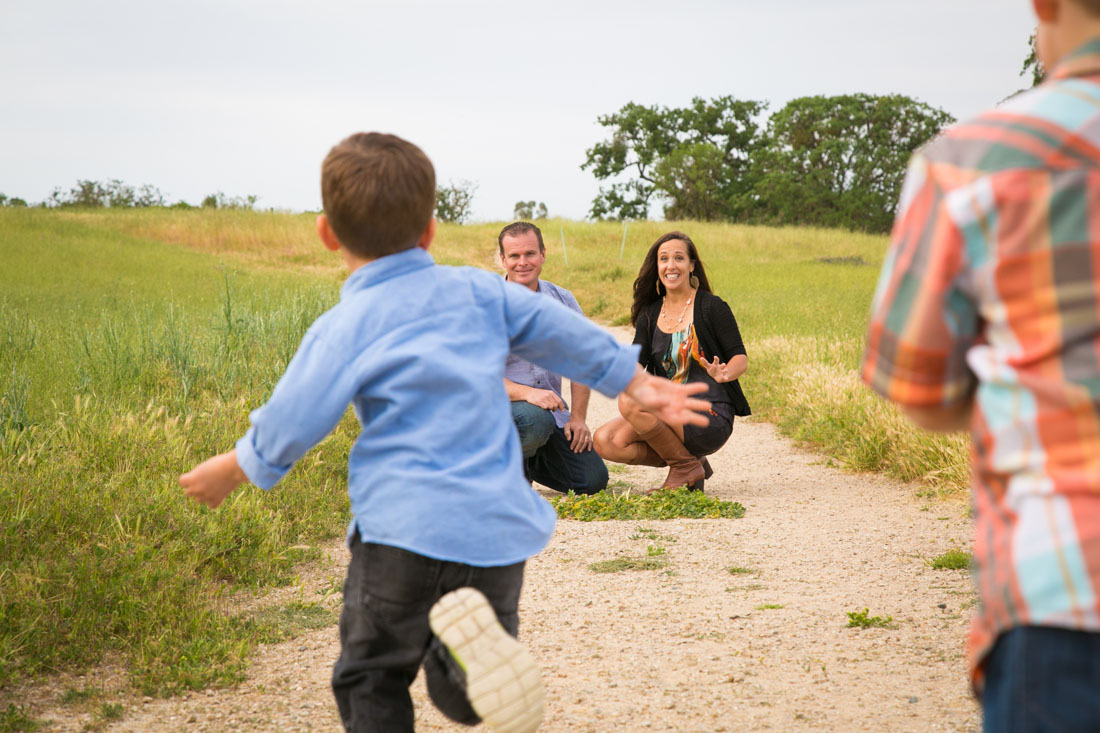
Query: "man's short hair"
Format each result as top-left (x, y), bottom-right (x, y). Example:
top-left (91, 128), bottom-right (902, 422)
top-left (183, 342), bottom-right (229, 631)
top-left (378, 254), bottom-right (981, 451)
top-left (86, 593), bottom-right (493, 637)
top-left (1074, 0), bottom-right (1100, 15)
top-left (321, 132), bottom-right (436, 259)
top-left (497, 221), bottom-right (545, 256)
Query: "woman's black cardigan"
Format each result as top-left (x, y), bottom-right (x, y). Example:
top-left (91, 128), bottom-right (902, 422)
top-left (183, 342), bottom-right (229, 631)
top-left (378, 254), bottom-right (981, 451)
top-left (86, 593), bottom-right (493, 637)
top-left (633, 290), bottom-right (751, 417)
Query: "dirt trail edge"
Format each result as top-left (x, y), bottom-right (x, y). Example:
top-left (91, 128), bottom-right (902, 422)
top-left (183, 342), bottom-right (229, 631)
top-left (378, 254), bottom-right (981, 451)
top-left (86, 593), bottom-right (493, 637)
top-left (40, 328), bottom-right (980, 732)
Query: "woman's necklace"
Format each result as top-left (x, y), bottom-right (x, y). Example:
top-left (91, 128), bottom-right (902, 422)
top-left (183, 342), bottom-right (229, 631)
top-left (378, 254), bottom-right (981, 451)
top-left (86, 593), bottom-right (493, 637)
top-left (660, 293), bottom-right (693, 328)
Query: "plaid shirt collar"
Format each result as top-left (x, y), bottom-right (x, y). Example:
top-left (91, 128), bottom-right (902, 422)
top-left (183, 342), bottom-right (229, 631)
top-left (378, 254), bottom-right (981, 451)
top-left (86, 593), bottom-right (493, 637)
top-left (1050, 37), bottom-right (1100, 80)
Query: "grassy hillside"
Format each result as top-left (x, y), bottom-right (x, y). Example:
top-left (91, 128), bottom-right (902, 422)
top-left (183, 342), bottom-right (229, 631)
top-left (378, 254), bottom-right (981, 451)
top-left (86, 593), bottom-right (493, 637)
top-left (0, 207), bottom-right (967, 700)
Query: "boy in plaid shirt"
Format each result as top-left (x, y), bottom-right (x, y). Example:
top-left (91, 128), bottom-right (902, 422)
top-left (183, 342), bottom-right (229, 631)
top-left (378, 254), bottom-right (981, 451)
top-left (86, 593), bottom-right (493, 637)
top-left (864, 1), bottom-right (1100, 728)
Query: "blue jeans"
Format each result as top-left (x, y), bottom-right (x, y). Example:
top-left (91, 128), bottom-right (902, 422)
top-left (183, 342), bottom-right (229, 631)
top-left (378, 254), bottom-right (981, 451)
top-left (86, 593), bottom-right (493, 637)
top-left (982, 626), bottom-right (1100, 733)
top-left (331, 536), bottom-right (525, 732)
top-left (510, 401), bottom-right (608, 495)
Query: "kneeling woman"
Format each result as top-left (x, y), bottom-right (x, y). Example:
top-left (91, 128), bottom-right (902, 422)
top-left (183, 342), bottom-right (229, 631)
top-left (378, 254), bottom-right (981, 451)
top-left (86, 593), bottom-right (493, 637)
top-left (594, 231), bottom-right (750, 492)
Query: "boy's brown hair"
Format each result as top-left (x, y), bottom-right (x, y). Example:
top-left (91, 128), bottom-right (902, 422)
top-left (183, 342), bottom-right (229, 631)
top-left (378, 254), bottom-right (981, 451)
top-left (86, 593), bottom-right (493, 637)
top-left (321, 132), bottom-right (436, 258)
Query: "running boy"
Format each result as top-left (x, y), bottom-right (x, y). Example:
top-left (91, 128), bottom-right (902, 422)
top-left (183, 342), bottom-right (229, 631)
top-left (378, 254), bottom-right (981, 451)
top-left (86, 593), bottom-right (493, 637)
top-left (179, 132), bottom-right (709, 733)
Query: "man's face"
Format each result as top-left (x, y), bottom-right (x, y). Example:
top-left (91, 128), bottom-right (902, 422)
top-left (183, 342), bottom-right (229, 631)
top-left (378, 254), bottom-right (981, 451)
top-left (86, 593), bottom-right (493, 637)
top-left (499, 231), bottom-right (545, 291)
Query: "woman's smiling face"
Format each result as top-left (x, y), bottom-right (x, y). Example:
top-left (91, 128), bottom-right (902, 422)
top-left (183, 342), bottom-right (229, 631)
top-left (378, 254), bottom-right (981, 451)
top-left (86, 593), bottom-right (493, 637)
top-left (657, 239), bottom-right (694, 293)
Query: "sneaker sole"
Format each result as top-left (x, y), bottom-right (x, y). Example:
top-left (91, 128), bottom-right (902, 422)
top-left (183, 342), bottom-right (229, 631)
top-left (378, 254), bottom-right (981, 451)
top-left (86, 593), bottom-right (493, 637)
top-left (429, 588), bottom-right (544, 733)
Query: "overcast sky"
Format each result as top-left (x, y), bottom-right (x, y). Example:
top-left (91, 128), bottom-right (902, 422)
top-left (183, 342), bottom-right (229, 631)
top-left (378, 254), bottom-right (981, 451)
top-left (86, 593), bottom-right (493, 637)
top-left (1, 1), bottom-right (1037, 221)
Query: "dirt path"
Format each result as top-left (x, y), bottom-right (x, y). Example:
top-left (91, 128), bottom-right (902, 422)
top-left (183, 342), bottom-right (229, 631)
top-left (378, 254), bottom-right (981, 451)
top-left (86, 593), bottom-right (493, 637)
top-left (33, 331), bottom-right (980, 732)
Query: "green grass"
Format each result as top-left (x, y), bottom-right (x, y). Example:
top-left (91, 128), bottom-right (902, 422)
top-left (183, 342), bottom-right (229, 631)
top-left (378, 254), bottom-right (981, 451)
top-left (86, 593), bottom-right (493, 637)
top-left (0, 704), bottom-right (41, 732)
top-left (249, 601), bottom-right (340, 643)
top-left (727, 566), bottom-right (756, 575)
top-left (846, 608), bottom-right (895, 629)
top-left (60, 686), bottom-right (102, 706)
top-left (552, 488), bottom-right (745, 520)
top-left (0, 209), bottom-right (352, 697)
top-left (755, 603), bottom-right (785, 610)
top-left (930, 549), bottom-right (972, 570)
top-left (98, 703), bottom-right (124, 721)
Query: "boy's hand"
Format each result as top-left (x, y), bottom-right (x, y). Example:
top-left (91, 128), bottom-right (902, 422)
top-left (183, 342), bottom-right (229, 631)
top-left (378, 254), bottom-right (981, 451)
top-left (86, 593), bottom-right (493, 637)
top-left (624, 366), bottom-right (711, 427)
top-left (180, 450), bottom-right (248, 509)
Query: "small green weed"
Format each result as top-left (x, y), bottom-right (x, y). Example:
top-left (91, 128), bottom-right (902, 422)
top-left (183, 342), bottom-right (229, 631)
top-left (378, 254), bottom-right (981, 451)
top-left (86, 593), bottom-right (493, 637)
top-left (629, 526), bottom-right (677, 542)
top-left (552, 488), bottom-right (744, 520)
top-left (727, 566), bottom-right (756, 575)
top-left (60, 686), bottom-right (102, 705)
top-left (98, 703), bottom-right (124, 721)
top-left (846, 608), bottom-right (895, 629)
top-left (249, 601), bottom-right (339, 644)
top-left (725, 583), bottom-right (767, 592)
top-left (588, 556), bottom-right (669, 573)
top-left (755, 603), bottom-right (785, 610)
top-left (0, 704), bottom-right (42, 732)
top-left (646, 545), bottom-right (666, 557)
top-left (316, 574), bottom-right (344, 603)
top-left (930, 549), bottom-right (971, 570)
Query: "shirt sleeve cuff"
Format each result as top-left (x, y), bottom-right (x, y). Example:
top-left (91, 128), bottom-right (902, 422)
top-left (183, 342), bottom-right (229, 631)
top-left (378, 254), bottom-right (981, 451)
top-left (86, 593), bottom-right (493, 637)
top-left (589, 344), bottom-right (641, 397)
top-left (235, 429), bottom-right (288, 490)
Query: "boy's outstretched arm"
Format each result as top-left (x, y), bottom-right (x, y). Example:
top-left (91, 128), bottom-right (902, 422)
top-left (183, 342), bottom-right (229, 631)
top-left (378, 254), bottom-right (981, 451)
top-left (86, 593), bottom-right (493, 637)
top-left (624, 366), bottom-right (711, 427)
top-left (180, 449), bottom-right (249, 509)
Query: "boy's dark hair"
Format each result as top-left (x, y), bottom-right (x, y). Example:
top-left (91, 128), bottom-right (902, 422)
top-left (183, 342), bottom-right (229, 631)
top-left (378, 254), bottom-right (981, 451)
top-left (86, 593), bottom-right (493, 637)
top-left (1076, 0), bottom-right (1100, 15)
top-left (497, 221), bottom-right (545, 256)
top-left (321, 132), bottom-right (436, 259)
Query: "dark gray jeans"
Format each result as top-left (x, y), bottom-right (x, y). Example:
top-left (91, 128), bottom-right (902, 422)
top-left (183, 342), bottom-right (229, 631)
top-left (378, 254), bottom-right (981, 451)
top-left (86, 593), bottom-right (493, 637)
top-left (511, 401), bottom-right (608, 494)
top-left (331, 536), bottom-right (525, 732)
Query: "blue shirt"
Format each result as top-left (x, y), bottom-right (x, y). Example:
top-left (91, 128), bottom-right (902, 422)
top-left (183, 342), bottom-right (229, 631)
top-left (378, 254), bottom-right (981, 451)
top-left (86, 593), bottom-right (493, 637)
top-left (234, 247), bottom-right (638, 566)
top-left (503, 279), bottom-right (583, 428)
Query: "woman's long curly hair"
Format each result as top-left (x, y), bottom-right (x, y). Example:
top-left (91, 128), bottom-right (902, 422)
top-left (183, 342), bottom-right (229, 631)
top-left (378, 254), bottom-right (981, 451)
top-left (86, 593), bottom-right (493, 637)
top-left (630, 231), bottom-right (712, 326)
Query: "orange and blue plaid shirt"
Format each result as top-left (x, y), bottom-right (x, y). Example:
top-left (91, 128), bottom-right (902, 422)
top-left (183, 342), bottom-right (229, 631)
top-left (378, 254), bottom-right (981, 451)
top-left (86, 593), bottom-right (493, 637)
top-left (863, 38), bottom-right (1100, 692)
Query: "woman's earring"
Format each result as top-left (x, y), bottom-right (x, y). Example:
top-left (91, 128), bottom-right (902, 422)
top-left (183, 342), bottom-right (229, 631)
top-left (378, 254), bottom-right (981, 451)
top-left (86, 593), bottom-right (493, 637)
top-left (690, 274), bottom-right (700, 289)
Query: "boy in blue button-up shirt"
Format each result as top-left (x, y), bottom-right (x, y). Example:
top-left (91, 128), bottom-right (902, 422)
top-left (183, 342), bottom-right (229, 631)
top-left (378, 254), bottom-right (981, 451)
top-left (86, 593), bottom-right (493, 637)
top-left (179, 132), bottom-right (709, 733)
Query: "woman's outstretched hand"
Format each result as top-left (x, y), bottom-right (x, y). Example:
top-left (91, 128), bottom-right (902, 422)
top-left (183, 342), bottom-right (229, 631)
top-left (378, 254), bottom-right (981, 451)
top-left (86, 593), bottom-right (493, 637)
top-left (703, 354), bottom-right (748, 383)
top-left (624, 366), bottom-right (710, 427)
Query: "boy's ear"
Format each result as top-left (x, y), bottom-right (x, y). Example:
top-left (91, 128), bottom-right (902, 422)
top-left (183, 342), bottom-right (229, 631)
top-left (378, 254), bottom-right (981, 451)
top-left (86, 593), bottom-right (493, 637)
top-left (417, 217), bottom-right (437, 252)
top-left (316, 214), bottom-right (341, 252)
top-left (1033, 0), bottom-right (1058, 22)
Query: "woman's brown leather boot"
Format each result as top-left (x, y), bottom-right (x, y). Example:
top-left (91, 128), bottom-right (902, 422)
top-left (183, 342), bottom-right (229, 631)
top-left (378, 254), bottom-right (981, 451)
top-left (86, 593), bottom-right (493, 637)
top-left (637, 422), bottom-right (705, 492)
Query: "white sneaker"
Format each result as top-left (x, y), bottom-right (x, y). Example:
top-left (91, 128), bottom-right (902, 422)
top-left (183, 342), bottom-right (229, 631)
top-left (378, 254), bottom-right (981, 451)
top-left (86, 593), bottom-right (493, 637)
top-left (428, 587), bottom-right (545, 733)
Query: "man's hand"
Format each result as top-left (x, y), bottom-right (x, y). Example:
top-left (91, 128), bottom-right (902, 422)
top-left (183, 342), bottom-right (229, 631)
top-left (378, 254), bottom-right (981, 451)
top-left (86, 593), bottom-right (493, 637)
top-left (563, 416), bottom-right (593, 453)
top-left (624, 367), bottom-right (710, 427)
top-left (180, 450), bottom-right (249, 509)
top-left (524, 388), bottom-right (566, 412)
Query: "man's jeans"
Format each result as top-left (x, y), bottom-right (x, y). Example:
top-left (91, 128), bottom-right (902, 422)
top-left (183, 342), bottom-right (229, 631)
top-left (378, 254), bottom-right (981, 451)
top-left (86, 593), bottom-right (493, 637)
top-left (983, 626), bottom-right (1100, 732)
top-left (510, 401), bottom-right (607, 495)
top-left (331, 537), bottom-right (525, 732)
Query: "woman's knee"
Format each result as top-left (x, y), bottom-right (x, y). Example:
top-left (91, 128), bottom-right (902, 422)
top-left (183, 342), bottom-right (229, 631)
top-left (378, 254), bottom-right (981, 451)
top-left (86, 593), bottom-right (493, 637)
top-left (592, 424), bottom-right (614, 458)
top-left (594, 421), bottom-right (630, 460)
